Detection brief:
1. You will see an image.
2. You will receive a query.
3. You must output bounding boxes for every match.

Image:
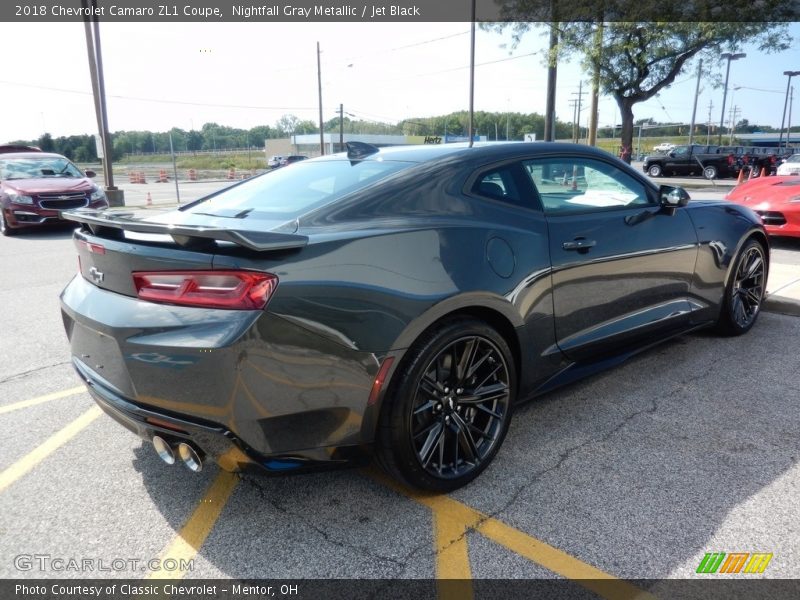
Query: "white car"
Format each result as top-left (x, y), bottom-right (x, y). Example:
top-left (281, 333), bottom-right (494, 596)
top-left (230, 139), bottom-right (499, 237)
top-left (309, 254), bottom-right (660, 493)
top-left (777, 154), bottom-right (800, 176)
top-left (267, 155), bottom-right (284, 169)
top-left (652, 142), bottom-right (676, 153)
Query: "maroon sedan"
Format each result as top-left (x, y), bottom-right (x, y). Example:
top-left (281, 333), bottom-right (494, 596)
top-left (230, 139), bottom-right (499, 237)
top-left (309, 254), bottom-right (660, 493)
top-left (0, 152), bottom-right (108, 236)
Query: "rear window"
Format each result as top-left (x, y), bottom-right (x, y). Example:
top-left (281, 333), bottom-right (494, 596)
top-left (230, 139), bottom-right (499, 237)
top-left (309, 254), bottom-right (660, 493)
top-left (184, 158), bottom-right (413, 218)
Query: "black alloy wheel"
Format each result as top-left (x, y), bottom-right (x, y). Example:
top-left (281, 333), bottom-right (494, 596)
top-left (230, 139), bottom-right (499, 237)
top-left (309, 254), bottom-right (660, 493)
top-left (717, 239), bottom-right (766, 335)
top-left (377, 319), bottom-right (515, 491)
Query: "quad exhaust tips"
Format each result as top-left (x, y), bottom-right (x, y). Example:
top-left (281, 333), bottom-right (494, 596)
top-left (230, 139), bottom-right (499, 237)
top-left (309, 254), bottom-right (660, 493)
top-left (151, 436), bottom-right (204, 472)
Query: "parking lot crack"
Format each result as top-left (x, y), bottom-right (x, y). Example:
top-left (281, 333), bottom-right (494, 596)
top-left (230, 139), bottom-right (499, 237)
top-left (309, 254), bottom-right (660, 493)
top-left (242, 476), bottom-right (421, 574)
top-left (0, 360), bottom-right (71, 385)
top-left (480, 396), bottom-right (661, 532)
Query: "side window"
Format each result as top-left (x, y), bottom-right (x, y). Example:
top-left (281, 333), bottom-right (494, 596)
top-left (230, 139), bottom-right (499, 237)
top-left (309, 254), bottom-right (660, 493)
top-left (471, 165), bottom-right (523, 207)
top-left (522, 157), bottom-right (654, 214)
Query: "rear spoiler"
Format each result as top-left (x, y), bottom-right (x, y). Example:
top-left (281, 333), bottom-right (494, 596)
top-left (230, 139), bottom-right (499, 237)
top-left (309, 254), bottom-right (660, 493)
top-left (62, 209), bottom-right (308, 252)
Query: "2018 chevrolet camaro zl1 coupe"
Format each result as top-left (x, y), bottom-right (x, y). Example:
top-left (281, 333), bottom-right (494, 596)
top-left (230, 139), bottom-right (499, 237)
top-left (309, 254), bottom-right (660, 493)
top-left (60, 143), bottom-right (768, 491)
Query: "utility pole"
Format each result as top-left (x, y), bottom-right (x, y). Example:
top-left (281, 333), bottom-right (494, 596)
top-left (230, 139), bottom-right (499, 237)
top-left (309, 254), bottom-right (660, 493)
top-left (81, 1), bottom-right (122, 205)
top-left (689, 59), bottom-right (702, 146)
top-left (587, 22), bottom-right (603, 146)
top-left (467, 0), bottom-right (476, 148)
top-left (339, 103), bottom-right (344, 152)
top-left (316, 42), bottom-right (324, 156)
top-left (728, 105), bottom-right (741, 145)
top-left (569, 99), bottom-right (579, 143)
top-left (789, 85), bottom-right (795, 147)
top-left (544, 15), bottom-right (558, 141)
top-left (706, 100), bottom-right (714, 145)
top-left (571, 82), bottom-right (585, 143)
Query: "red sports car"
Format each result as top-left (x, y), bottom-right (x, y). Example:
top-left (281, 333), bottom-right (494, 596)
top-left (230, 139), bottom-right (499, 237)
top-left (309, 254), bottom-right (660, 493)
top-left (725, 175), bottom-right (800, 238)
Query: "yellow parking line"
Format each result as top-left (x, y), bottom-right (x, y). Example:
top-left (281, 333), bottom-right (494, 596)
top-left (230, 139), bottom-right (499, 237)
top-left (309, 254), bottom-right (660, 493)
top-left (147, 470), bottom-right (239, 579)
top-left (0, 386), bottom-right (86, 415)
top-left (433, 503), bottom-right (474, 600)
top-left (0, 406), bottom-right (102, 494)
top-left (368, 469), bottom-right (653, 600)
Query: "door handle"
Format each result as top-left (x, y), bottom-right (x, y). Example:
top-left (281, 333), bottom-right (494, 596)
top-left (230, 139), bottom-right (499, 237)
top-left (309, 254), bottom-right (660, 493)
top-left (562, 238), bottom-right (597, 251)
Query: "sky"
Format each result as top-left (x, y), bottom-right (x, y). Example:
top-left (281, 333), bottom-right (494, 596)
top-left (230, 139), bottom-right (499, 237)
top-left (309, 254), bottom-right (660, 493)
top-left (1, 21), bottom-right (800, 142)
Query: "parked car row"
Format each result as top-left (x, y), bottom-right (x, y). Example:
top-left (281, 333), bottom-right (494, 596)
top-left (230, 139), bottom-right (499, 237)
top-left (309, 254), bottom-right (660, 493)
top-left (643, 144), bottom-right (800, 180)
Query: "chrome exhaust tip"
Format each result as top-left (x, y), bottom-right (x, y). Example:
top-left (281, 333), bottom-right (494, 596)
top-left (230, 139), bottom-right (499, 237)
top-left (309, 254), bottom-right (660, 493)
top-left (152, 436), bottom-right (175, 465)
top-left (177, 442), bottom-right (203, 473)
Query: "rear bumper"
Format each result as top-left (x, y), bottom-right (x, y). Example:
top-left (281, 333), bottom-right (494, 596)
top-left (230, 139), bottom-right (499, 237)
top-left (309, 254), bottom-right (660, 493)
top-left (72, 358), bottom-right (369, 473)
top-left (60, 274), bottom-right (382, 471)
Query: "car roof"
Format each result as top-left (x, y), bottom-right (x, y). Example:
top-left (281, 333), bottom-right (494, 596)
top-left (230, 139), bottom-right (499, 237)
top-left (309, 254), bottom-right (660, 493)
top-left (316, 142), bottom-right (617, 164)
top-left (0, 144), bottom-right (42, 154)
top-left (0, 151), bottom-right (67, 159)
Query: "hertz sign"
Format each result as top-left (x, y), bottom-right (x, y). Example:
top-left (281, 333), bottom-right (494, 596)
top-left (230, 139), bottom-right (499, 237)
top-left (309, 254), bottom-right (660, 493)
top-left (696, 552), bottom-right (773, 574)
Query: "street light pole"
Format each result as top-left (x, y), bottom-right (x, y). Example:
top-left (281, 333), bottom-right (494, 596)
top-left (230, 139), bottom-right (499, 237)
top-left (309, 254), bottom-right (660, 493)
top-left (316, 42), bottom-right (325, 156)
top-left (718, 52), bottom-right (745, 145)
top-left (779, 70), bottom-right (800, 149)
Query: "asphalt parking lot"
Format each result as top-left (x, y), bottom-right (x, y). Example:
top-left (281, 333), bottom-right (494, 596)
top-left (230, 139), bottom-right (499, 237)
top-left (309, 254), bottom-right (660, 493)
top-left (1, 202), bottom-right (799, 596)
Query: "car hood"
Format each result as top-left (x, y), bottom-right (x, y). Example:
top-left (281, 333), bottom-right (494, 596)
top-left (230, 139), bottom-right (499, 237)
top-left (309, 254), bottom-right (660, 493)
top-left (726, 177), bottom-right (800, 208)
top-left (2, 178), bottom-right (94, 194)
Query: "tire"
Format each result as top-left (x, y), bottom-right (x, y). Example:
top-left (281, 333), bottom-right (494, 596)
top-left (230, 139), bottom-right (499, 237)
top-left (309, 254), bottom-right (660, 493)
top-left (703, 165), bottom-right (718, 180)
top-left (647, 164), bottom-right (663, 177)
top-left (376, 318), bottom-right (516, 492)
top-left (716, 239), bottom-right (767, 336)
top-left (0, 210), bottom-right (17, 237)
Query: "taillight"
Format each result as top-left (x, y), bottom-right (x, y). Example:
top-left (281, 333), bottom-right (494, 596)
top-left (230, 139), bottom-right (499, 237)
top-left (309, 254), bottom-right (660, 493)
top-left (132, 270), bottom-right (277, 310)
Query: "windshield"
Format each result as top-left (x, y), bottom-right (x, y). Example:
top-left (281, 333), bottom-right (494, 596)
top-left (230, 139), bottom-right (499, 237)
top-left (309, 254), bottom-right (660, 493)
top-left (185, 158), bottom-right (414, 219)
top-left (0, 156), bottom-right (84, 180)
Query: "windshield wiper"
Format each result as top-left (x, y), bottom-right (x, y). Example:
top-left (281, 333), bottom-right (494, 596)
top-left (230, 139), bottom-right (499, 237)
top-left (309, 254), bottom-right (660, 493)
top-left (233, 208), bottom-right (253, 218)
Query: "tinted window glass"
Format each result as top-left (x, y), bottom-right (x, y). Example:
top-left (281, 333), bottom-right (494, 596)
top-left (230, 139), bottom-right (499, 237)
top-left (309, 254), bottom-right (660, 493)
top-left (185, 159), bottom-right (413, 218)
top-left (522, 157), bottom-right (653, 214)
top-left (472, 165), bottom-right (524, 207)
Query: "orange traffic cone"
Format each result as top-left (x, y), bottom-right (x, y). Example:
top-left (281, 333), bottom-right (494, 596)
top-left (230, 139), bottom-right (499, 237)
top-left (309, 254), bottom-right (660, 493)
top-left (146, 192), bottom-right (152, 206)
top-left (760, 167), bottom-right (767, 177)
top-left (736, 168), bottom-right (745, 185)
top-left (571, 177), bottom-right (578, 191)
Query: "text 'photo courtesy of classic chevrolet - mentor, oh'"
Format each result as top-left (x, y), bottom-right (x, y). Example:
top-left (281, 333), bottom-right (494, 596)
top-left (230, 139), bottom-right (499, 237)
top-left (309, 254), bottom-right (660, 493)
top-left (59, 142), bottom-right (769, 491)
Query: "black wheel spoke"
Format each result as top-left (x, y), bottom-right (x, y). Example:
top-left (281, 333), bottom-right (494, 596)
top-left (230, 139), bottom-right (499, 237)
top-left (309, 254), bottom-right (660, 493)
top-left (459, 381), bottom-right (508, 404)
top-left (453, 413), bottom-right (480, 463)
top-left (419, 375), bottom-right (443, 398)
top-left (414, 420), bottom-right (440, 441)
top-left (455, 338), bottom-right (477, 384)
top-left (413, 399), bottom-right (438, 416)
top-left (419, 423), bottom-right (445, 468)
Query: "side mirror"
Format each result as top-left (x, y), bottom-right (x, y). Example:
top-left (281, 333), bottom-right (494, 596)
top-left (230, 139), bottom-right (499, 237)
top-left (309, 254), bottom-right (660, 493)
top-left (85, 170), bottom-right (96, 178)
top-left (660, 185), bottom-right (690, 207)
top-left (667, 151), bottom-right (675, 158)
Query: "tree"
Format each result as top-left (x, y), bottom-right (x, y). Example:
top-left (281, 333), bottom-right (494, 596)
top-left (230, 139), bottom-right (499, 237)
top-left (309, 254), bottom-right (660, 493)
top-left (276, 114), bottom-right (300, 137)
top-left (488, 18), bottom-right (789, 162)
top-left (37, 133), bottom-right (54, 152)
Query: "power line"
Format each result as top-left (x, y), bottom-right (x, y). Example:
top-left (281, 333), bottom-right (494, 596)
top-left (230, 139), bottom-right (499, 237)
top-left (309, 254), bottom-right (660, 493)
top-left (0, 80), bottom-right (318, 111)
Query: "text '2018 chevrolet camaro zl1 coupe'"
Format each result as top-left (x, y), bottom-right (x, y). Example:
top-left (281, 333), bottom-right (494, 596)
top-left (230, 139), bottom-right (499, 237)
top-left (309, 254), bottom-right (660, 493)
top-left (60, 143), bottom-right (768, 491)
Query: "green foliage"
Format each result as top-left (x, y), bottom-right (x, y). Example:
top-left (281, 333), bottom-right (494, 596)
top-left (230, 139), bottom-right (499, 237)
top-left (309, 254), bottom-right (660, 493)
top-left (486, 17), bottom-right (790, 160)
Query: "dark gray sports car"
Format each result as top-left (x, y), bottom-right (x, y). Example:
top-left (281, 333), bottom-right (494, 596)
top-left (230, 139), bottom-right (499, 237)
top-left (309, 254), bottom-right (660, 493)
top-left (60, 142), bottom-right (768, 491)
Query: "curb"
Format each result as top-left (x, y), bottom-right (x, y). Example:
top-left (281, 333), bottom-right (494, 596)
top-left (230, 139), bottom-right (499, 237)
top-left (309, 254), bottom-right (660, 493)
top-left (763, 294), bottom-right (800, 317)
